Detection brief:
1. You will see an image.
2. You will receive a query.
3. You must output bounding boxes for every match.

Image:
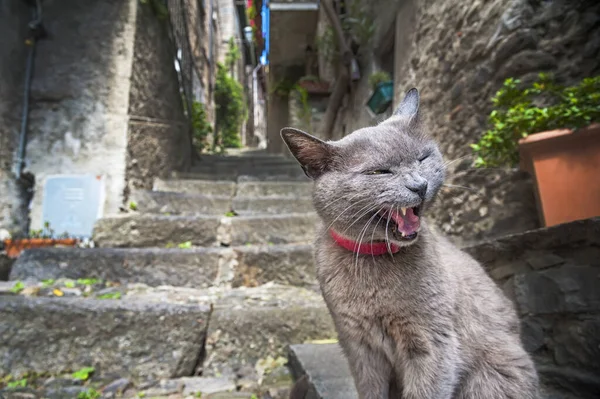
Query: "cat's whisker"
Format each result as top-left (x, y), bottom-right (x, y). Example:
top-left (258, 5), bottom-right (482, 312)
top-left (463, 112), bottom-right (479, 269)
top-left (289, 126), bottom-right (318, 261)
top-left (341, 203), bottom-right (381, 235)
top-left (385, 207), bottom-right (393, 256)
top-left (326, 198), bottom-right (370, 231)
top-left (443, 155), bottom-right (471, 169)
top-left (354, 212), bottom-right (379, 271)
top-left (322, 192), bottom-right (361, 211)
top-left (370, 208), bottom-right (384, 263)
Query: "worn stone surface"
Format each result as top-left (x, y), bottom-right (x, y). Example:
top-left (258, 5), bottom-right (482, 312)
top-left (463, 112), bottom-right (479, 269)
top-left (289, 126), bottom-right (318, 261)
top-left (154, 179), bottom-right (236, 196)
top-left (288, 344), bottom-right (357, 399)
top-left (132, 190), bottom-right (233, 215)
top-left (93, 214), bottom-right (221, 247)
top-left (226, 213), bottom-right (318, 246)
top-left (233, 244), bottom-right (316, 288)
top-left (10, 247), bottom-right (222, 288)
top-left (0, 296), bottom-right (210, 379)
top-left (236, 182), bottom-right (313, 198)
top-left (464, 218), bottom-right (600, 397)
top-left (232, 196), bottom-right (314, 215)
top-left (24, 0), bottom-right (137, 230)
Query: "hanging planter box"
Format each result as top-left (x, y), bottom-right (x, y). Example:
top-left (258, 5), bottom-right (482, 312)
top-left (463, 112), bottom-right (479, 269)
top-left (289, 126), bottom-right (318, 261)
top-left (366, 81), bottom-right (393, 115)
top-left (297, 80), bottom-right (330, 95)
top-left (3, 238), bottom-right (79, 258)
top-left (518, 123), bottom-right (600, 227)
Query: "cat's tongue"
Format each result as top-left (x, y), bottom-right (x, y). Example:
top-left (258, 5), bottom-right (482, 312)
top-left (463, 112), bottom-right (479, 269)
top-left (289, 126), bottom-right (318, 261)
top-left (390, 207), bottom-right (420, 236)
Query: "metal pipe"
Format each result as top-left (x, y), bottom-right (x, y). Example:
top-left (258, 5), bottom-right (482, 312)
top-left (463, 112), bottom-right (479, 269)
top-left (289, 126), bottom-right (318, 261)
top-left (13, 2), bottom-right (41, 180)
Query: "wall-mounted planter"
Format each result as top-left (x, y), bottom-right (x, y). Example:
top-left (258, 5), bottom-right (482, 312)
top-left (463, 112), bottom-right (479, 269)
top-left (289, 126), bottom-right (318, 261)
top-left (3, 238), bottom-right (79, 258)
top-left (297, 80), bottom-right (330, 95)
top-left (366, 81), bottom-right (393, 115)
top-left (518, 123), bottom-right (600, 227)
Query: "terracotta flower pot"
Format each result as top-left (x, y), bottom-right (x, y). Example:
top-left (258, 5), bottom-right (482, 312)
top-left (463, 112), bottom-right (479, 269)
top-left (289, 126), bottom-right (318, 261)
top-left (3, 238), bottom-right (79, 258)
top-left (518, 123), bottom-right (600, 227)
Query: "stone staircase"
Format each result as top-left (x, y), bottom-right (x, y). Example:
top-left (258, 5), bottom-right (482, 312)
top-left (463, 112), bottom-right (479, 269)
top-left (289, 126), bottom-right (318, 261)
top-left (0, 151), bottom-right (336, 398)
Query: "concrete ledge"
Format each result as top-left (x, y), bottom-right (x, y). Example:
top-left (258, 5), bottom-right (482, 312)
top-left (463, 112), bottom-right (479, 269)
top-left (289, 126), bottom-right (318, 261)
top-left (10, 247), bottom-right (223, 288)
top-left (233, 196), bottom-right (314, 215)
top-left (0, 296), bottom-right (210, 379)
top-left (236, 182), bottom-right (313, 197)
top-left (288, 344), bottom-right (357, 399)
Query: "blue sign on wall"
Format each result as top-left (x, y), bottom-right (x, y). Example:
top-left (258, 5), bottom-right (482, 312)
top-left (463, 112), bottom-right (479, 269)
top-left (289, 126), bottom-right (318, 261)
top-left (42, 175), bottom-right (105, 238)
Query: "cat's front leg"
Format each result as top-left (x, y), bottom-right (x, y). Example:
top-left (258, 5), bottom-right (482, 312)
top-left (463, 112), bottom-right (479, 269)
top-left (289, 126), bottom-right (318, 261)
top-left (399, 336), bottom-right (460, 399)
top-left (341, 338), bottom-right (393, 399)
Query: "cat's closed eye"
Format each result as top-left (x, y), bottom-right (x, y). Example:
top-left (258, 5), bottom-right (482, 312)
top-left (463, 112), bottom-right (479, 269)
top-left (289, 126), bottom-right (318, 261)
top-left (418, 152), bottom-right (431, 162)
top-left (364, 170), bottom-right (393, 175)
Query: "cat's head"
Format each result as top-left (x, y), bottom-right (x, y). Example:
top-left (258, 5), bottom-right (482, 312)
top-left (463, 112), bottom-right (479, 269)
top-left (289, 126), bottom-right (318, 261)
top-left (281, 88), bottom-right (445, 247)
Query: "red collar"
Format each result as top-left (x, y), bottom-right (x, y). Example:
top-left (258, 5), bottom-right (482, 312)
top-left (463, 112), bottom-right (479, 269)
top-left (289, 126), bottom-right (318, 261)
top-left (329, 229), bottom-right (399, 255)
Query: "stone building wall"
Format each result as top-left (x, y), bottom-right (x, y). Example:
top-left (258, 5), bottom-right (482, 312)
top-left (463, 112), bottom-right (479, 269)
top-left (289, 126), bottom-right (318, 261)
top-left (0, 0), bottom-right (34, 237)
top-left (0, 0), bottom-right (193, 233)
top-left (327, 0), bottom-right (600, 245)
top-left (125, 1), bottom-right (191, 192)
top-left (464, 217), bottom-right (600, 397)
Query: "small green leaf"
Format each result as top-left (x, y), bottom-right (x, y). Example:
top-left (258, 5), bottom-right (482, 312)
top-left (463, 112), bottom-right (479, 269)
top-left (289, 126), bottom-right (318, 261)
top-left (77, 278), bottom-right (100, 286)
top-left (41, 279), bottom-right (55, 287)
top-left (64, 280), bottom-right (76, 288)
top-left (10, 281), bottom-right (24, 294)
top-left (7, 378), bottom-right (27, 388)
top-left (97, 292), bottom-right (122, 300)
top-left (177, 241), bottom-right (192, 249)
top-left (224, 211), bottom-right (237, 217)
top-left (129, 201), bottom-right (138, 211)
top-left (72, 366), bottom-right (95, 381)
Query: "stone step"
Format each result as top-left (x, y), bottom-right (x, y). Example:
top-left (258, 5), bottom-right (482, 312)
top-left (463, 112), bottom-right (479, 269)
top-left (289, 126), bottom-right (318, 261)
top-left (92, 213), bottom-right (318, 247)
top-left (171, 171), bottom-right (309, 182)
top-left (131, 190), bottom-right (233, 215)
top-left (288, 343), bottom-right (356, 399)
top-left (1, 283), bottom-right (335, 384)
top-left (236, 181), bottom-right (313, 197)
top-left (131, 190), bottom-right (314, 215)
top-left (0, 295), bottom-right (210, 380)
top-left (10, 244), bottom-right (316, 288)
top-left (233, 196), bottom-right (313, 215)
top-left (153, 178), bottom-right (236, 196)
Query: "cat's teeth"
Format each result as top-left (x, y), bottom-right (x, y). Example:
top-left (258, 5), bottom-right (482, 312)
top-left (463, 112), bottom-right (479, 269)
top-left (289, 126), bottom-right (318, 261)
top-left (400, 207), bottom-right (407, 216)
top-left (401, 232), bottom-right (406, 237)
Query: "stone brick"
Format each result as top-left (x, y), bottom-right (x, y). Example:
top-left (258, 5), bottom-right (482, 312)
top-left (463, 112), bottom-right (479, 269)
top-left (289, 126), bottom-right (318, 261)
top-left (0, 296), bottom-right (210, 379)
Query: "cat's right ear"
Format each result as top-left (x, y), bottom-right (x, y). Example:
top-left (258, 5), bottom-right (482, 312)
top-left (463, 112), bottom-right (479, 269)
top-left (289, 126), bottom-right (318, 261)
top-left (281, 128), bottom-right (336, 179)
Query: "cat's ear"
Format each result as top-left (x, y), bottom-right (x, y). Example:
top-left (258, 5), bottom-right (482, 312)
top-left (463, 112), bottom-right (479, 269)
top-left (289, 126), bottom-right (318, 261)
top-left (394, 88), bottom-right (419, 119)
top-left (281, 128), bottom-right (336, 179)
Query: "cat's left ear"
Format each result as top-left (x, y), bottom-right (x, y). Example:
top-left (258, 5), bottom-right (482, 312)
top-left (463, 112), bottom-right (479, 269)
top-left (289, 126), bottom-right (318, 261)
top-left (394, 88), bottom-right (420, 120)
top-left (281, 128), bottom-right (337, 179)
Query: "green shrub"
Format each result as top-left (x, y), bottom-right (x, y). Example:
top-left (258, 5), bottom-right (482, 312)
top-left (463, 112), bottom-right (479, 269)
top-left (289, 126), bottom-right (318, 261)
top-left (368, 71), bottom-right (391, 91)
top-left (472, 73), bottom-right (600, 168)
top-left (214, 63), bottom-right (246, 151)
top-left (191, 101), bottom-right (213, 153)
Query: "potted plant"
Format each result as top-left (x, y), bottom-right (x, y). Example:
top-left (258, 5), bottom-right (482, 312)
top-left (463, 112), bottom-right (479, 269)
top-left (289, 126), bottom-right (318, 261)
top-left (471, 73), bottom-right (600, 227)
top-left (366, 71), bottom-right (393, 115)
top-left (297, 75), bottom-right (330, 95)
top-left (2, 222), bottom-right (79, 258)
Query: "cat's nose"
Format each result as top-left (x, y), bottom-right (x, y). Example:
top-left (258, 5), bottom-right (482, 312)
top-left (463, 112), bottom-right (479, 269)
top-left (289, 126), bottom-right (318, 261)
top-left (406, 179), bottom-right (428, 200)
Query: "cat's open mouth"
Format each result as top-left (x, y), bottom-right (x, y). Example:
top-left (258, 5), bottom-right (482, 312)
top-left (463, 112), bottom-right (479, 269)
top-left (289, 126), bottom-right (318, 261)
top-left (379, 206), bottom-right (421, 242)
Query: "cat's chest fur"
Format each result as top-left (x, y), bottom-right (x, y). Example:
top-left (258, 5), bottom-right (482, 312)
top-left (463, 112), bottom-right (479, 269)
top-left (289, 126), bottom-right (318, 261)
top-left (314, 224), bottom-right (457, 365)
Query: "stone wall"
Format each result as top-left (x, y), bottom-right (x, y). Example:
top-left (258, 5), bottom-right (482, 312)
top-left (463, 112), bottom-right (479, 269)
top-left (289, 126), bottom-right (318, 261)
top-left (23, 0), bottom-right (138, 230)
top-left (0, 0), bottom-right (33, 236)
top-left (327, 0), bottom-right (600, 244)
top-left (126, 1), bottom-right (191, 192)
top-left (464, 217), bottom-right (600, 398)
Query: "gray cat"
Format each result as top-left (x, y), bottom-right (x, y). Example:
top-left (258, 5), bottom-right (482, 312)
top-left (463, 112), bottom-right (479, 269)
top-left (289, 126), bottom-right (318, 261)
top-left (281, 88), bottom-right (539, 399)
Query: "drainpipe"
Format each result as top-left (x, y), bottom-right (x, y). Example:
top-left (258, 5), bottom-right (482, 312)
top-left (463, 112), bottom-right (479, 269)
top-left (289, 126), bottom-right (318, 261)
top-left (13, 0), bottom-right (45, 180)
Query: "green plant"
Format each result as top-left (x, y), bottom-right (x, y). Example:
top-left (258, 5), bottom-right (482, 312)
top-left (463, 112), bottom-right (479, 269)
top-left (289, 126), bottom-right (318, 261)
top-left (41, 279), bottom-right (55, 287)
top-left (225, 37), bottom-right (241, 75)
top-left (316, 26), bottom-right (339, 65)
top-left (72, 367), bottom-right (95, 381)
top-left (472, 73), bottom-right (600, 167)
top-left (224, 211), bottom-right (237, 217)
top-left (342, 0), bottom-right (375, 47)
top-left (97, 292), bottom-right (122, 300)
top-left (191, 101), bottom-right (213, 153)
top-left (11, 281), bottom-right (24, 294)
top-left (177, 241), bottom-right (192, 249)
top-left (77, 278), bottom-right (100, 286)
top-left (129, 201), bottom-right (138, 211)
top-left (214, 63), bottom-right (246, 151)
top-left (78, 388), bottom-right (101, 399)
top-left (292, 85), bottom-right (312, 134)
top-left (7, 378), bottom-right (27, 388)
top-left (368, 71), bottom-right (391, 91)
top-left (64, 280), bottom-right (76, 288)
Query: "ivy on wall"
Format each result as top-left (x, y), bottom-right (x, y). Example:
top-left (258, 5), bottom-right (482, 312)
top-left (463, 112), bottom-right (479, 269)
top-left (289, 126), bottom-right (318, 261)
top-left (214, 63), bottom-right (246, 151)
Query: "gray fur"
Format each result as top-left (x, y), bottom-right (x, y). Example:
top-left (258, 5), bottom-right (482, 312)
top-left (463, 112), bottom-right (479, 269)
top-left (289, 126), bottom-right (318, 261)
top-left (281, 89), bottom-right (539, 399)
